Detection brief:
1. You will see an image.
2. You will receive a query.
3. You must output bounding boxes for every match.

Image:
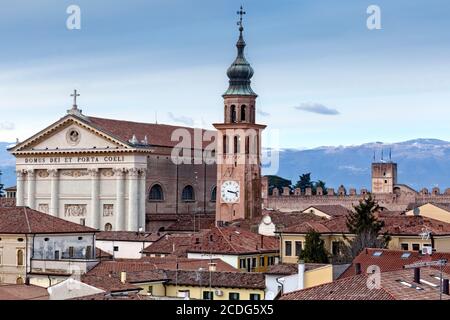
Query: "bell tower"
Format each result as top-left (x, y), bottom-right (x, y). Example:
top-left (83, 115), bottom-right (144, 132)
top-left (214, 7), bottom-right (266, 225)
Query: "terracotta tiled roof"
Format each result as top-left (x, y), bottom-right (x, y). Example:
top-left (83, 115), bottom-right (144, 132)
top-left (155, 258), bottom-right (237, 272)
top-left (339, 248), bottom-right (450, 279)
top-left (283, 268), bottom-right (450, 300)
top-left (87, 260), bottom-right (161, 275)
top-left (0, 206), bottom-right (96, 234)
top-left (380, 268), bottom-right (450, 300)
top-left (96, 247), bottom-right (113, 260)
top-left (280, 214), bottom-right (450, 236)
top-left (164, 270), bottom-right (266, 290)
top-left (87, 257), bottom-right (237, 276)
top-left (96, 231), bottom-right (164, 242)
top-left (0, 284), bottom-right (49, 300)
top-left (280, 273), bottom-right (394, 300)
top-left (81, 274), bottom-right (140, 293)
top-left (281, 221), bottom-right (333, 234)
top-left (164, 215), bottom-right (216, 232)
top-left (187, 227), bottom-right (279, 255)
top-left (142, 232), bottom-right (207, 257)
top-left (72, 292), bottom-right (152, 300)
top-left (0, 198), bottom-right (15, 208)
top-left (381, 214), bottom-right (450, 235)
top-left (88, 116), bottom-right (215, 149)
top-left (303, 205), bottom-right (352, 217)
top-left (265, 263), bottom-right (328, 275)
top-left (234, 210), bottom-right (325, 232)
top-left (125, 270), bottom-right (168, 283)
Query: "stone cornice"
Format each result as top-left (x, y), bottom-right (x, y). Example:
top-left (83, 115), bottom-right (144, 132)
top-left (12, 148), bottom-right (152, 156)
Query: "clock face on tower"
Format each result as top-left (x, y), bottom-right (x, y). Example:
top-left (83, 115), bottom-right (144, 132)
top-left (220, 180), bottom-right (240, 203)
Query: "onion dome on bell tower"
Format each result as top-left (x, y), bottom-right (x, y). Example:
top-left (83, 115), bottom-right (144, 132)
top-left (224, 6), bottom-right (257, 97)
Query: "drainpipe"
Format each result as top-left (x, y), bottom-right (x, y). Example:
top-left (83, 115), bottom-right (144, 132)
top-left (298, 260), bottom-right (305, 290)
top-left (275, 277), bottom-right (285, 296)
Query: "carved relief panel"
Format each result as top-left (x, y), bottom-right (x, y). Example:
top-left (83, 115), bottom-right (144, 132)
top-left (64, 204), bottom-right (87, 217)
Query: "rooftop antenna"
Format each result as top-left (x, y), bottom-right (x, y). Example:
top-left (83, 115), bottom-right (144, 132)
top-left (404, 259), bottom-right (448, 300)
top-left (389, 148), bottom-right (392, 162)
top-left (373, 151), bottom-right (376, 162)
top-left (381, 149), bottom-right (384, 163)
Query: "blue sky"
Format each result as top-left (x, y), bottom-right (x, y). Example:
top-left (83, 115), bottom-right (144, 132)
top-left (0, 0), bottom-right (450, 148)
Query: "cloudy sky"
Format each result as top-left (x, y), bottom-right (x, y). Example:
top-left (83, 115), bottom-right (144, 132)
top-left (1, 0), bottom-right (450, 148)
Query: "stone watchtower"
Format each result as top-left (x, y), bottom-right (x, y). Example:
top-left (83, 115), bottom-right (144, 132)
top-left (371, 162), bottom-right (397, 194)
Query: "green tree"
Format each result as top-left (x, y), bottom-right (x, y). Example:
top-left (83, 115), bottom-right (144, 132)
top-left (299, 229), bottom-right (329, 263)
top-left (344, 194), bottom-right (390, 258)
top-left (294, 173), bottom-right (312, 192)
top-left (266, 175), bottom-right (292, 195)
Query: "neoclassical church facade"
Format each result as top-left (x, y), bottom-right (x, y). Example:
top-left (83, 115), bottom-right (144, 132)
top-left (9, 11), bottom-right (265, 232)
top-left (9, 108), bottom-right (218, 232)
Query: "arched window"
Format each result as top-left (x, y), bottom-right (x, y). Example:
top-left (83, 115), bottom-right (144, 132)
top-left (16, 277), bottom-right (24, 285)
top-left (223, 135), bottom-right (227, 154)
top-left (149, 184), bottom-right (164, 201)
top-left (17, 249), bottom-right (24, 266)
top-left (182, 185), bottom-right (195, 201)
top-left (241, 105), bottom-right (246, 121)
top-left (211, 186), bottom-right (217, 202)
top-left (104, 223), bottom-right (113, 231)
top-left (230, 105), bottom-right (236, 123)
top-left (245, 136), bottom-right (250, 154)
top-left (234, 136), bottom-right (240, 154)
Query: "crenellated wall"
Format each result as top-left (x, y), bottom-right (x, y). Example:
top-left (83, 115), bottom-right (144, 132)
top-left (264, 184), bottom-right (450, 212)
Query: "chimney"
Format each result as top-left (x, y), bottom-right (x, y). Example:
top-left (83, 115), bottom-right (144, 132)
top-left (298, 260), bottom-right (305, 290)
top-left (208, 262), bottom-right (217, 272)
top-left (355, 263), bottom-right (362, 275)
top-left (443, 279), bottom-right (449, 295)
top-left (414, 267), bottom-right (420, 284)
top-left (120, 271), bottom-right (127, 284)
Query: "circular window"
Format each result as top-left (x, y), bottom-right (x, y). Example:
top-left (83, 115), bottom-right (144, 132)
top-left (66, 128), bottom-right (81, 145)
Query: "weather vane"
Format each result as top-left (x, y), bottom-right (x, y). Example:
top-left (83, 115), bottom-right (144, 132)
top-left (237, 5), bottom-right (246, 30)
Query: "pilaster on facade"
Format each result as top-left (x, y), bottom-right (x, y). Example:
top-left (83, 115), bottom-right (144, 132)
top-left (88, 168), bottom-right (100, 229)
top-left (114, 168), bottom-right (127, 231)
top-left (47, 169), bottom-right (60, 217)
top-left (127, 168), bottom-right (140, 231)
top-left (15, 170), bottom-right (26, 206)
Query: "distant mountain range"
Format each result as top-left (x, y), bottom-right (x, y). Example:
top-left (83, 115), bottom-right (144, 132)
top-left (1, 139), bottom-right (449, 191)
top-left (263, 139), bottom-right (450, 191)
top-left (0, 142), bottom-right (16, 189)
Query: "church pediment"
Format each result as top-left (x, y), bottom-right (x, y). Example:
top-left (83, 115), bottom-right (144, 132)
top-left (9, 115), bottom-right (131, 154)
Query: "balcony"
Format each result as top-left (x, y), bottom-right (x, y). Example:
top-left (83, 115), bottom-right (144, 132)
top-left (30, 258), bottom-right (98, 275)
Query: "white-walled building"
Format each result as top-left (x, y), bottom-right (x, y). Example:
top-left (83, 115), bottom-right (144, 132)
top-left (0, 206), bottom-right (98, 286)
top-left (95, 231), bottom-right (164, 259)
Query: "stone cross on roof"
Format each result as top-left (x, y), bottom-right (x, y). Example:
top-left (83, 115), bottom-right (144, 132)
top-left (71, 89), bottom-right (80, 108)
